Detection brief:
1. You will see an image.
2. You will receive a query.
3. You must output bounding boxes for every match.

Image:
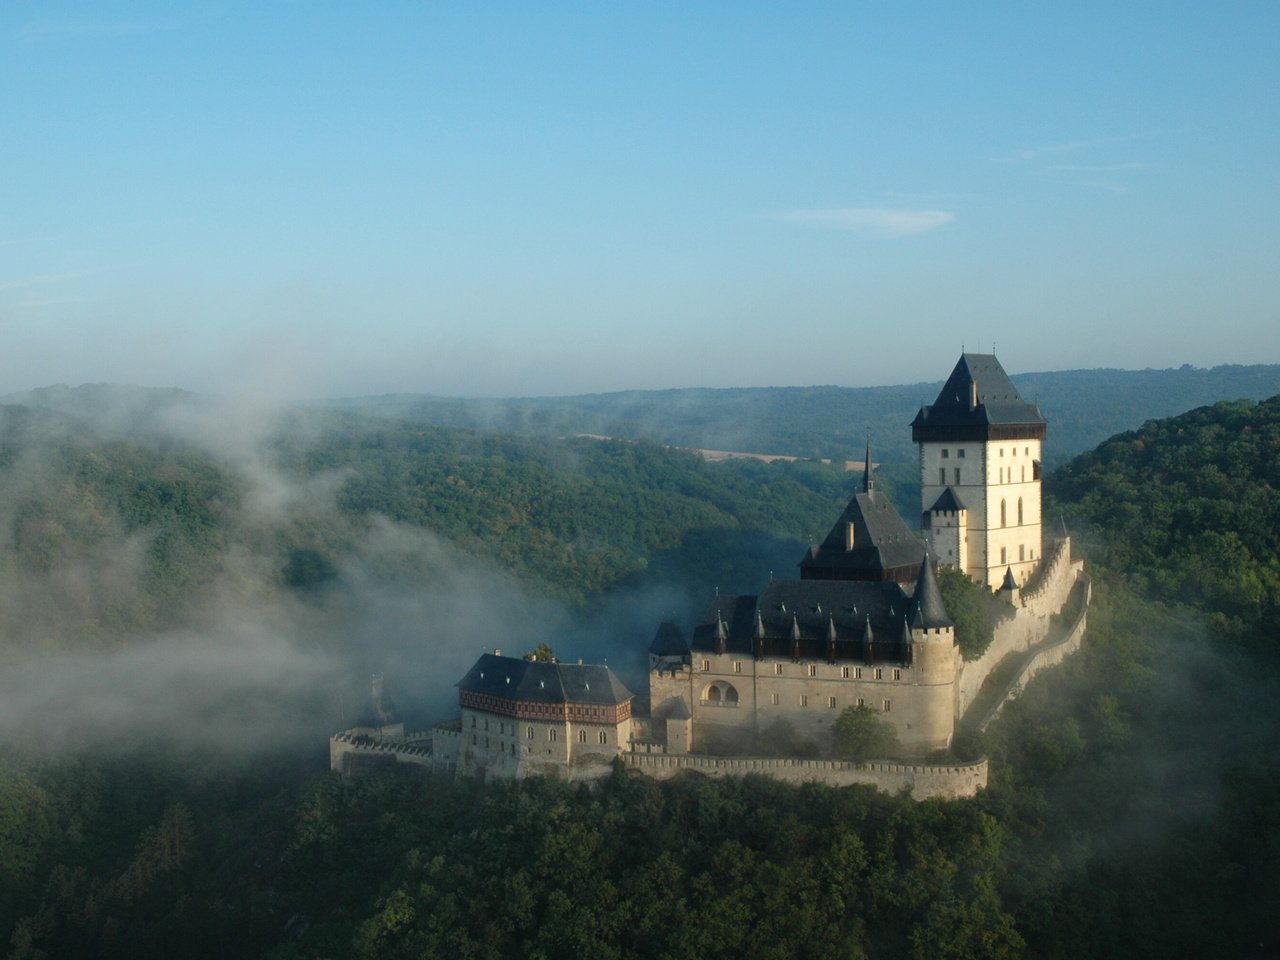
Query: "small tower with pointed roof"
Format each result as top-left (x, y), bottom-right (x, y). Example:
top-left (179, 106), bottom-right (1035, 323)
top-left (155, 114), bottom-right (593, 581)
top-left (906, 555), bottom-right (960, 748)
top-left (913, 353), bottom-right (1046, 589)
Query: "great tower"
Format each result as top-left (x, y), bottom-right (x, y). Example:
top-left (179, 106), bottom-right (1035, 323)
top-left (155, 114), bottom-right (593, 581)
top-left (912, 353), bottom-right (1046, 588)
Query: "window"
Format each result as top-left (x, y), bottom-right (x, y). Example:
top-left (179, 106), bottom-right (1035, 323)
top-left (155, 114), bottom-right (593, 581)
top-left (771, 693), bottom-right (780, 705)
top-left (733, 661), bottom-right (742, 674)
top-left (701, 659), bottom-right (710, 671)
top-left (800, 695), bottom-right (809, 707)
top-left (549, 728), bottom-right (557, 742)
top-left (954, 467), bottom-right (961, 484)
top-left (1019, 544), bottom-right (1026, 561)
top-left (578, 729), bottom-right (587, 743)
top-left (527, 726), bottom-right (534, 740)
top-left (1025, 447), bottom-right (1029, 456)
top-left (599, 731), bottom-right (608, 745)
top-left (1001, 546), bottom-right (1007, 564)
top-left (1000, 448), bottom-right (1004, 457)
top-left (942, 449), bottom-right (950, 459)
top-left (828, 696), bottom-right (837, 708)
top-left (874, 668), bottom-right (882, 680)
top-left (775, 663), bottom-right (784, 676)
top-left (1018, 497), bottom-right (1024, 525)
top-left (808, 664), bottom-right (817, 677)
top-left (841, 666), bottom-right (850, 679)
top-left (939, 468), bottom-right (945, 485)
top-left (883, 700), bottom-right (892, 712)
top-left (483, 718), bottom-right (489, 731)
top-left (854, 667), bottom-right (863, 679)
top-left (1000, 499), bottom-right (1007, 527)
top-left (893, 668), bottom-right (902, 680)
top-left (1021, 466), bottom-right (1026, 481)
top-left (857, 697), bottom-right (865, 707)
top-left (470, 715), bottom-right (476, 728)
top-left (958, 448), bottom-right (966, 459)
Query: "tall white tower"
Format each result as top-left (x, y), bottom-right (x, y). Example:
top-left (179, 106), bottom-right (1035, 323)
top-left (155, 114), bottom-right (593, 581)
top-left (912, 354), bottom-right (1046, 589)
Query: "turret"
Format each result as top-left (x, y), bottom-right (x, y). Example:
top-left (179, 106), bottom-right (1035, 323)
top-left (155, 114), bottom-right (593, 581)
top-left (907, 556), bottom-right (959, 749)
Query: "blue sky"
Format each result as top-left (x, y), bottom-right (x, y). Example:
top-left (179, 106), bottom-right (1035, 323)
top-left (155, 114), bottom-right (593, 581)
top-left (2, 2), bottom-right (1277, 398)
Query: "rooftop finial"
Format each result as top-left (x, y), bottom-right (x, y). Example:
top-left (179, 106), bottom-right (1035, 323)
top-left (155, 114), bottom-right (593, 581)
top-left (863, 432), bottom-right (875, 493)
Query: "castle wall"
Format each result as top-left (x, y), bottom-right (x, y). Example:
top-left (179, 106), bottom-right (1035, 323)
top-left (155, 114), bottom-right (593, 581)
top-left (955, 537), bottom-right (1081, 717)
top-left (622, 752), bottom-right (988, 800)
top-left (664, 642), bottom-right (956, 756)
top-left (976, 576), bottom-right (1090, 731)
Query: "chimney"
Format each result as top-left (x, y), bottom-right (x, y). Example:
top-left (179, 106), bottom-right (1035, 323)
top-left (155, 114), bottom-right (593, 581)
top-left (494, 648), bottom-right (502, 657)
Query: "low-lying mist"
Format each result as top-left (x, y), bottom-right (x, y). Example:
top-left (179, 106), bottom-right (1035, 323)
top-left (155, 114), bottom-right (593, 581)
top-left (0, 387), bottom-right (718, 760)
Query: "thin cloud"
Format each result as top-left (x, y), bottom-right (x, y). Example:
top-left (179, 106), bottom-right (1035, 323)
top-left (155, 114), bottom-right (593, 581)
top-left (777, 208), bottom-right (954, 237)
top-left (991, 137), bottom-right (1113, 165)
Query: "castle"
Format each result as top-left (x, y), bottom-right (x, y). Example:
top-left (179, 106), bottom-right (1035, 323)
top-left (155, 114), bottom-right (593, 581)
top-left (330, 354), bottom-right (1088, 798)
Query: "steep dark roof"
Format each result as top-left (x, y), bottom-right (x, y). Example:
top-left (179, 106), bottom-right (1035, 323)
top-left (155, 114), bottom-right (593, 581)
top-left (649, 620), bottom-right (690, 657)
top-left (928, 486), bottom-right (968, 513)
top-left (692, 579), bottom-right (914, 655)
top-left (799, 487), bottom-right (925, 583)
top-left (909, 557), bottom-right (954, 630)
top-left (912, 353), bottom-right (1047, 441)
top-left (457, 654), bottom-right (633, 706)
top-left (1001, 566), bottom-right (1018, 591)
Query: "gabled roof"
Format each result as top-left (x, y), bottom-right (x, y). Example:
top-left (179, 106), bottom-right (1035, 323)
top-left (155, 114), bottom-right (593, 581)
top-left (798, 487), bottom-right (925, 582)
top-left (457, 654), bottom-right (634, 706)
top-left (912, 353), bottom-right (1046, 441)
top-left (928, 486), bottom-right (968, 513)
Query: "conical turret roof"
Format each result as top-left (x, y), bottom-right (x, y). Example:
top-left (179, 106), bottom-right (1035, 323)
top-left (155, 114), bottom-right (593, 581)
top-left (909, 556), bottom-right (953, 629)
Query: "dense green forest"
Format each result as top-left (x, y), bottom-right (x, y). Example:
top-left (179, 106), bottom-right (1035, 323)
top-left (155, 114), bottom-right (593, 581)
top-left (1, 391), bottom-right (1279, 957)
top-left (325, 362), bottom-right (1280, 467)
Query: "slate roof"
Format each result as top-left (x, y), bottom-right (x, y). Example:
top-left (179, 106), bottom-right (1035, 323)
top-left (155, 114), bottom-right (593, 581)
top-left (912, 353), bottom-right (1046, 440)
top-left (649, 620), bottom-right (691, 657)
top-left (910, 556), bottom-right (954, 630)
top-left (798, 488), bottom-right (926, 582)
top-left (457, 654), bottom-right (634, 706)
top-left (928, 486), bottom-right (968, 513)
top-left (691, 579), bottom-right (915, 657)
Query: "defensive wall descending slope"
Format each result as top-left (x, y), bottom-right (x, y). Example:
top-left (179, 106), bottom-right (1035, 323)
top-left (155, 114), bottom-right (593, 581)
top-left (956, 536), bottom-right (1084, 717)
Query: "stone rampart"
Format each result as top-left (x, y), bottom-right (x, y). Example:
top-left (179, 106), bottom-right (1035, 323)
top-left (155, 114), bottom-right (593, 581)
top-left (622, 751), bottom-right (988, 800)
top-left (977, 576), bottom-right (1091, 731)
top-left (956, 537), bottom-right (1081, 716)
top-left (329, 731), bottom-right (438, 776)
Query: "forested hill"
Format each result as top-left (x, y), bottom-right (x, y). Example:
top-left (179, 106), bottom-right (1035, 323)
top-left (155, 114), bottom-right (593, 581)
top-left (329, 363), bottom-right (1280, 467)
top-left (1049, 394), bottom-right (1280, 656)
top-left (0, 400), bottom-right (854, 650)
top-left (2, 389), bottom-right (1280, 958)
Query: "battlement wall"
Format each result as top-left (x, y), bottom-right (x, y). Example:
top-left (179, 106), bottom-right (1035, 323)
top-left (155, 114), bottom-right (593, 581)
top-left (977, 576), bottom-right (1091, 731)
top-left (623, 751), bottom-right (987, 800)
top-left (957, 537), bottom-right (1082, 716)
top-left (329, 731), bottom-right (439, 776)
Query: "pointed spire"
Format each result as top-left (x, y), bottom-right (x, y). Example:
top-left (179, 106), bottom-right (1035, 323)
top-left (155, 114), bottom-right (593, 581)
top-left (910, 555), bottom-right (953, 630)
top-left (863, 432), bottom-right (875, 493)
top-left (714, 614), bottom-right (728, 655)
top-left (1001, 566), bottom-right (1018, 592)
top-left (863, 614), bottom-right (875, 665)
